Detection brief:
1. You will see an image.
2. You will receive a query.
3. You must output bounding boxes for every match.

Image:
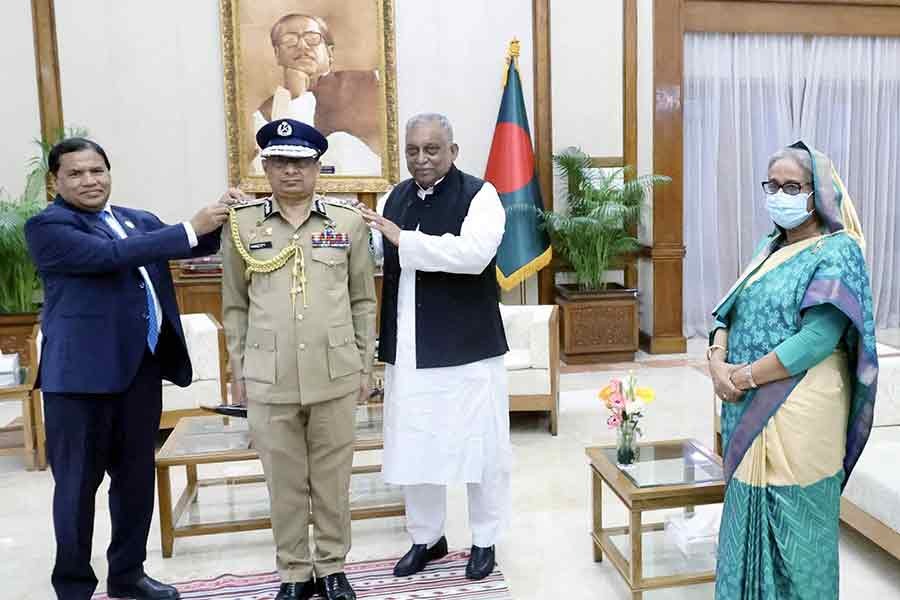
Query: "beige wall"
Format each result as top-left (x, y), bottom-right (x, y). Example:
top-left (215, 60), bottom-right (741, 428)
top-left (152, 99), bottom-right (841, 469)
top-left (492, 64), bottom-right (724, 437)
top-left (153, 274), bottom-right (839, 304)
top-left (0, 2), bottom-right (42, 201)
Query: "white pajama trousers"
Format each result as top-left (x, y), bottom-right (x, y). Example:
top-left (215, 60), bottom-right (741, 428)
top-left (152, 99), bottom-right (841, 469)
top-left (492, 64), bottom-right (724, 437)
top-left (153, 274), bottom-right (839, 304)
top-left (403, 467), bottom-right (510, 548)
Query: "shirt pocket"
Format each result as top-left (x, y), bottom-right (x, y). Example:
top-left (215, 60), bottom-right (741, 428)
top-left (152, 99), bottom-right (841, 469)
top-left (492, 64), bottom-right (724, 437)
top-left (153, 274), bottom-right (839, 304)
top-left (310, 247), bottom-right (348, 290)
top-left (243, 327), bottom-right (276, 384)
top-left (327, 322), bottom-right (362, 380)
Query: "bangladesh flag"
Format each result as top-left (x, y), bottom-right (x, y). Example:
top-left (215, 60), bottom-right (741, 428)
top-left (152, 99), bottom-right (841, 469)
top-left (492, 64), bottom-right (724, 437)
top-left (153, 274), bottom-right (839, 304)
top-left (485, 42), bottom-right (552, 291)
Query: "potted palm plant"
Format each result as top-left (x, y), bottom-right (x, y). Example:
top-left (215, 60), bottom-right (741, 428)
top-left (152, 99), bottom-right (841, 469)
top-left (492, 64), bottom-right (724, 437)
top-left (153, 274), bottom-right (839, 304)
top-left (0, 168), bottom-right (45, 363)
top-left (542, 147), bottom-right (669, 363)
top-left (0, 127), bottom-right (86, 363)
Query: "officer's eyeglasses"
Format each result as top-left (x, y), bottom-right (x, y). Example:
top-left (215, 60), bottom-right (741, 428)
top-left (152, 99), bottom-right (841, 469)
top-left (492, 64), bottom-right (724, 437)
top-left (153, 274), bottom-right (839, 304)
top-left (761, 180), bottom-right (809, 195)
top-left (278, 31), bottom-right (325, 49)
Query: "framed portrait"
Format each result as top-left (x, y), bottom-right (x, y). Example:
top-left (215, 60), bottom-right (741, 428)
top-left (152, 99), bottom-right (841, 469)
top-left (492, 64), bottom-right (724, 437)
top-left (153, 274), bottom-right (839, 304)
top-left (220, 0), bottom-right (399, 193)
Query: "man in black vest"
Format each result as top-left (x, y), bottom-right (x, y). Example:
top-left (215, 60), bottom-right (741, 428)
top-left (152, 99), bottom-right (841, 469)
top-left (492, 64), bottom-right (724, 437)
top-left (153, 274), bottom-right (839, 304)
top-left (362, 113), bottom-right (510, 581)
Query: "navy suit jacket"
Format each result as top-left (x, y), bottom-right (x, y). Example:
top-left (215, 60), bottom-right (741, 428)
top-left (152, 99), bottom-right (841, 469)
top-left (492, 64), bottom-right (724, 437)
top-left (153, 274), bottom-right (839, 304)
top-left (25, 196), bottom-right (222, 394)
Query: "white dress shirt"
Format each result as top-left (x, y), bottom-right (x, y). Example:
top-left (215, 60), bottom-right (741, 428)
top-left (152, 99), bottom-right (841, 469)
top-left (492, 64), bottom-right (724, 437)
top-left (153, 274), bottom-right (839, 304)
top-left (100, 206), bottom-right (198, 334)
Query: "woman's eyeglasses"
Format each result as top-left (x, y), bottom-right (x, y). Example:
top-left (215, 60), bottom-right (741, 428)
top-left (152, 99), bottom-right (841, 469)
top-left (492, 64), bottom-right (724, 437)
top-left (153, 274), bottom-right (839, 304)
top-left (761, 181), bottom-right (809, 195)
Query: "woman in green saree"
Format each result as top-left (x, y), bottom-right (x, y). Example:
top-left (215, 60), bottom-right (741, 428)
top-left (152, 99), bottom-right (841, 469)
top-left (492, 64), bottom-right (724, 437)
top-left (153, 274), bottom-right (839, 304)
top-left (709, 141), bottom-right (878, 599)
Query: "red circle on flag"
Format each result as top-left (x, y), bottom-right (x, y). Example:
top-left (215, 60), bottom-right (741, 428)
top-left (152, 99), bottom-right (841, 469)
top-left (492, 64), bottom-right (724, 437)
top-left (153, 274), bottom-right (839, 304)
top-left (484, 122), bottom-right (535, 194)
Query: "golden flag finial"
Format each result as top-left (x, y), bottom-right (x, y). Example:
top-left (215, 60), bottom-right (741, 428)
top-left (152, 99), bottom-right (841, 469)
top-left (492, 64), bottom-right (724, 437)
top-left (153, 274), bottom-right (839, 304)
top-left (507, 38), bottom-right (520, 61)
top-left (503, 38), bottom-right (520, 86)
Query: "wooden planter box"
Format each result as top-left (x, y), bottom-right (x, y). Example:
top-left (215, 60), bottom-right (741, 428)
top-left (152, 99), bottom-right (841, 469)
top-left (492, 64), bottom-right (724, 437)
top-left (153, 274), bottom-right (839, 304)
top-left (556, 284), bottom-right (639, 364)
top-left (0, 313), bottom-right (41, 367)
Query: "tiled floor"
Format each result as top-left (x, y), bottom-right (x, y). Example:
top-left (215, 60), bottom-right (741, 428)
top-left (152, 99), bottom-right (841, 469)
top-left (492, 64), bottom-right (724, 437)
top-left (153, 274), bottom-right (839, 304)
top-left (2, 334), bottom-right (899, 599)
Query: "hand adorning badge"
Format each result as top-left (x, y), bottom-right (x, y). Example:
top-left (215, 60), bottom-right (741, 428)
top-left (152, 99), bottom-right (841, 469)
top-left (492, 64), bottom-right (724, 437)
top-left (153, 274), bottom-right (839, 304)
top-left (361, 207), bottom-right (401, 247)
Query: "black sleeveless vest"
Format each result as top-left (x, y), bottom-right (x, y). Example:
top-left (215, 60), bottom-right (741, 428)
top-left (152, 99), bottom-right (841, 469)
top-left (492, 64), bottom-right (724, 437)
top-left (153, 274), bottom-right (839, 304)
top-left (378, 165), bottom-right (508, 368)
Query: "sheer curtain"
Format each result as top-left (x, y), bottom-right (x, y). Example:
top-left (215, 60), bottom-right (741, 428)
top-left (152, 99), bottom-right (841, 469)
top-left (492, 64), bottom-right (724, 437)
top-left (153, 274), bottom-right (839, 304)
top-left (683, 33), bottom-right (900, 336)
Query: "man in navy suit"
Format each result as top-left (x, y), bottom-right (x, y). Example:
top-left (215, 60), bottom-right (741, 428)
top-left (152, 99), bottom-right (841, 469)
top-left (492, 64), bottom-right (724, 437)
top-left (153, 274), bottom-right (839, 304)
top-left (25, 137), bottom-right (239, 600)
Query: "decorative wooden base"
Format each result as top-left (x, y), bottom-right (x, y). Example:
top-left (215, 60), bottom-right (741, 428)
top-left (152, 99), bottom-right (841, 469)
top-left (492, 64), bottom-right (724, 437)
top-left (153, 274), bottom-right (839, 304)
top-left (0, 313), bottom-right (40, 368)
top-left (556, 285), bottom-right (639, 364)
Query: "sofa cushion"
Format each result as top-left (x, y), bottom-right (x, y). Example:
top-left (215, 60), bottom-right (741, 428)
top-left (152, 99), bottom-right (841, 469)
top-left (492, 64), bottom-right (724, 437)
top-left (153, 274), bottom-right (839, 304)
top-left (499, 305), bottom-right (532, 352)
top-left (504, 349), bottom-right (532, 371)
top-left (180, 314), bottom-right (221, 382)
top-left (161, 379), bottom-right (220, 411)
top-left (843, 427), bottom-right (900, 534)
top-left (874, 354), bottom-right (900, 427)
top-left (508, 368), bottom-right (551, 396)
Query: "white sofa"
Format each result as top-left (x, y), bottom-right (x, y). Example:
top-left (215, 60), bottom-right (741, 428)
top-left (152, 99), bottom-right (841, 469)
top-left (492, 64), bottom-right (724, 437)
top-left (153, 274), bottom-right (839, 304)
top-left (499, 304), bottom-right (560, 435)
top-left (841, 343), bottom-right (900, 560)
top-left (159, 313), bottom-right (227, 429)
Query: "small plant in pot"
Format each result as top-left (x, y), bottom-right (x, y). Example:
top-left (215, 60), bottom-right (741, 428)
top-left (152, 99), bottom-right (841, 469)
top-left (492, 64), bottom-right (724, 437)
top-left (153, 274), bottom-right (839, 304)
top-left (0, 168), bottom-right (45, 314)
top-left (0, 127), bottom-right (88, 364)
top-left (542, 147), bottom-right (669, 293)
top-left (541, 147), bottom-right (669, 362)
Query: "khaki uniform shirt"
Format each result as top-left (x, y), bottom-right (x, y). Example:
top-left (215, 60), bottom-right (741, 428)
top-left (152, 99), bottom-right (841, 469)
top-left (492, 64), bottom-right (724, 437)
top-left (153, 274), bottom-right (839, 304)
top-left (222, 195), bottom-right (376, 405)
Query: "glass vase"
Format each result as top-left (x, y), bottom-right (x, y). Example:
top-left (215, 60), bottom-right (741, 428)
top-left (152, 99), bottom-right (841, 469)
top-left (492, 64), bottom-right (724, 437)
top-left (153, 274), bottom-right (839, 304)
top-left (616, 424), bottom-right (641, 468)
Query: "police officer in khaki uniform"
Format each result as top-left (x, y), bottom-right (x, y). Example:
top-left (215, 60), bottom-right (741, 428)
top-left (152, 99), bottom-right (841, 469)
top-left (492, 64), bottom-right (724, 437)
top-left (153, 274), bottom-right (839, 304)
top-left (222, 119), bottom-right (376, 600)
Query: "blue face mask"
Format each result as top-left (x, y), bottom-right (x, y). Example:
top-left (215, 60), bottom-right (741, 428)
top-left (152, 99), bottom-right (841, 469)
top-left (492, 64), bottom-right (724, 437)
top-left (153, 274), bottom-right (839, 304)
top-left (766, 191), bottom-right (814, 230)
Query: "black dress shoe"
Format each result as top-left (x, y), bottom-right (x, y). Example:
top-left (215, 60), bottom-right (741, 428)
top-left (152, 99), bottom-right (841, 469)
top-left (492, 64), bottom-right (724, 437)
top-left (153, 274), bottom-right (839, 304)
top-left (274, 579), bottom-right (316, 600)
top-left (108, 574), bottom-right (180, 599)
top-left (317, 572), bottom-right (356, 600)
top-left (465, 545), bottom-right (495, 580)
top-left (393, 536), bottom-right (449, 577)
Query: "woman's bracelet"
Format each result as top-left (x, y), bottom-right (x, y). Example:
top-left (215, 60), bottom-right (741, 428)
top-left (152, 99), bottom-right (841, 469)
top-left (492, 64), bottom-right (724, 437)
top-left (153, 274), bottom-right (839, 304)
top-left (706, 344), bottom-right (727, 361)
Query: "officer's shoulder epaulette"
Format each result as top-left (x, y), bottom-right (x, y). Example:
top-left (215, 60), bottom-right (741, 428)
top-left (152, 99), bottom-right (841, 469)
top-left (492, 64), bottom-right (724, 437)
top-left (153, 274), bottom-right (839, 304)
top-left (320, 197), bottom-right (363, 214)
top-left (232, 198), bottom-right (268, 210)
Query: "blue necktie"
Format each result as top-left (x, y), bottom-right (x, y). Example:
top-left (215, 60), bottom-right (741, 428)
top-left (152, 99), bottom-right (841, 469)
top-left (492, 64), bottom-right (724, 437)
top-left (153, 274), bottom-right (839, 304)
top-left (145, 285), bottom-right (159, 353)
top-left (102, 211), bottom-right (158, 352)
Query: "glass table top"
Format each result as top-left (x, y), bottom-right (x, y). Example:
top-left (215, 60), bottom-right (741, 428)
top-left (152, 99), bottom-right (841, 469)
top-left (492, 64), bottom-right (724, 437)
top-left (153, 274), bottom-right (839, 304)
top-left (602, 440), bottom-right (723, 488)
top-left (159, 403), bottom-right (385, 460)
top-left (0, 366), bottom-right (29, 390)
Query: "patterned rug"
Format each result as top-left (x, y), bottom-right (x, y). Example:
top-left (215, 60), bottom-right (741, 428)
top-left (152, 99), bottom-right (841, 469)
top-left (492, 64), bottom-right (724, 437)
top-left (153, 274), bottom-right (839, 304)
top-left (91, 551), bottom-right (512, 599)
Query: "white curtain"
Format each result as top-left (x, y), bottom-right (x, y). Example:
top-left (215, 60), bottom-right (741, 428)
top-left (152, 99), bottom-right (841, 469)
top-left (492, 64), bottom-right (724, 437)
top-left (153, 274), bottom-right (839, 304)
top-left (683, 33), bottom-right (900, 336)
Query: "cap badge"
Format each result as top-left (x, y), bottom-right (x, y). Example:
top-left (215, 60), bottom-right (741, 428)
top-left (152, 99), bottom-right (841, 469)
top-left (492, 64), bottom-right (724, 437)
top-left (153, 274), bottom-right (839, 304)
top-left (277, 121), bottom-right (293, 137)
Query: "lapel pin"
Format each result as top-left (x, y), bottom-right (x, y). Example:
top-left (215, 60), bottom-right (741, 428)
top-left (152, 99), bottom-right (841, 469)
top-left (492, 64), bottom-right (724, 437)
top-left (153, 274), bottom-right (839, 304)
top-left (124, 220), bottom-right (136, 229)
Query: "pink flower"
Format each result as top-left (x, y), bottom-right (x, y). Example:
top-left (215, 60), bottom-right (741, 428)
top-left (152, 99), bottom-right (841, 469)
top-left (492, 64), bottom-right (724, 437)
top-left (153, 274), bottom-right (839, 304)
top-left (607, 413), bottom-right (622, 429)
top-left (610, 392), bottom-right (625, 408)
top-left (610, 378), bottom-right (623, 394)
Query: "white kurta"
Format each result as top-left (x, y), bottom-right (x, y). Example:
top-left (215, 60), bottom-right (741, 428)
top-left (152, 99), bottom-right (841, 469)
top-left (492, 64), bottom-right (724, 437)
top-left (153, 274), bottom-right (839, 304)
top-left (371, 180), bottom-right (513, 486)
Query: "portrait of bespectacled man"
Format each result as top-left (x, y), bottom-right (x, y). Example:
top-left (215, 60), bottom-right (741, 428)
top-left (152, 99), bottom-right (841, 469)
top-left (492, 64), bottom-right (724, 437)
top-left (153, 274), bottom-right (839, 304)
top-left (221, 0), bottom-right (399, 193)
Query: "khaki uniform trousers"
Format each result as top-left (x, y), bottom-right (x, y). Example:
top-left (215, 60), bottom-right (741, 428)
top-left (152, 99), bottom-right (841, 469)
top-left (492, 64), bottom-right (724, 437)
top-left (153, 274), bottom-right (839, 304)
top-left (248, 391), bottom-right (356, 581)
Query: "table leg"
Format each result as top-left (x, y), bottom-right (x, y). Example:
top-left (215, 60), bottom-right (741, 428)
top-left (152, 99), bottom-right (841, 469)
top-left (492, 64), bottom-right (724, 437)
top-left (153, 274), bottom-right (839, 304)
top-left (592, 471), bottom-right (603, 562)
top-left (31, 391), bottom-right (47, 470)
top-left (157, 465), bottom-right (175, 558)
top-left (186, 464), bottom-right (198, 504)
top-left (20, 392), bottom-right (36, 470)
top-left (630, 509), bottom-right (642, 592)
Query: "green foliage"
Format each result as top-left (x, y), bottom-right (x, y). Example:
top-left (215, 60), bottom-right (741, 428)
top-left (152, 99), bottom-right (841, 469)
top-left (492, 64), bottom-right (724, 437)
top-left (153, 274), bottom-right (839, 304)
top-left (0, 127), bottom-right (89, 313)
top-left (540, 147), bottom-right (670, 291)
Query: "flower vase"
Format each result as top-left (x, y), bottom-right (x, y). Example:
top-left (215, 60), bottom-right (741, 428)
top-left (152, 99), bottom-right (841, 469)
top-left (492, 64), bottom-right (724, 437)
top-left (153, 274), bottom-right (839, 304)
top-left (616, 425), bottom-right (640, 468)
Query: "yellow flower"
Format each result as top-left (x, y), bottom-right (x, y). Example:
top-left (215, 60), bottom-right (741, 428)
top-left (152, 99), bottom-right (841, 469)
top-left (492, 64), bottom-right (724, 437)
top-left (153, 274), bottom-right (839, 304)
top-left (598, 385), bottom-right (615, 408)
top-left (635, 386), bottom-right (655, 403)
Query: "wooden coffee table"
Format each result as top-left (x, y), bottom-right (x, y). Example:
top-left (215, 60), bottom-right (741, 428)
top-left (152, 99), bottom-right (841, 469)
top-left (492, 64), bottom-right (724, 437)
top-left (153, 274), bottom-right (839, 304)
top-left (586, 439), bottom-right (725, 599)
top-left (155, 404), bottom-right (404, 557)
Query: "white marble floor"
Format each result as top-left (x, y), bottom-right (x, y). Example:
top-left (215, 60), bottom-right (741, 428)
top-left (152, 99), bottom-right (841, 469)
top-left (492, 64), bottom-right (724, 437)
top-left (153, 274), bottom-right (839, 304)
top-left (2, 335), bottom-right (900, 599)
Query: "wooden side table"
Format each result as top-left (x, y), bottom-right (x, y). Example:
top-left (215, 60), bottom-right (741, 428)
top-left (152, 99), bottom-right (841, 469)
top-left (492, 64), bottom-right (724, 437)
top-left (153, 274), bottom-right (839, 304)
top-left (586, 439), bottom-right (725, 599)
